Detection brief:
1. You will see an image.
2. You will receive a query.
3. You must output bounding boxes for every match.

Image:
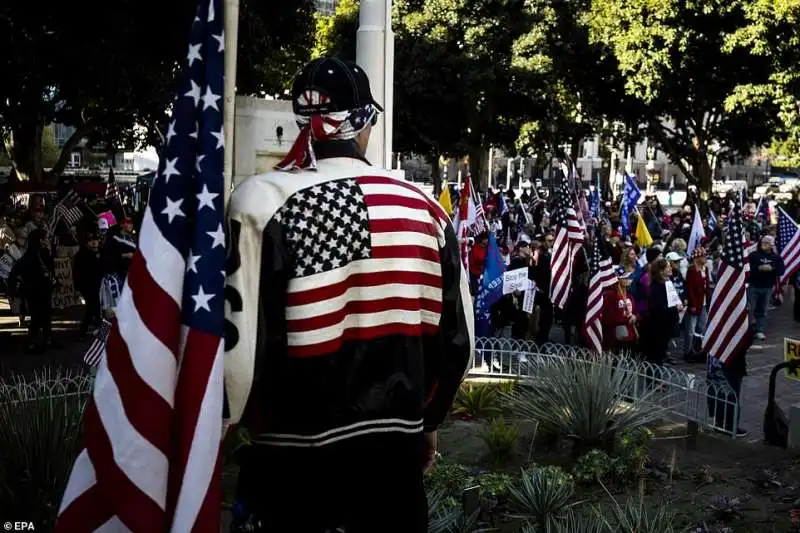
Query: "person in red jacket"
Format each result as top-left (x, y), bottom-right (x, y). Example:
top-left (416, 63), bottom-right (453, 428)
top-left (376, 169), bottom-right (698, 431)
top-left (684, 247), bottom-right (712, 362)
top-left (602, 267), bottom-right (639, 355)
top-left (468, 233), bottom-right (488, 295)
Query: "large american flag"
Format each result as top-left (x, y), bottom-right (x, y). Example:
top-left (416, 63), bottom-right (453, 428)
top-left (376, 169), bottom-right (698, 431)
top-left (549, 173), bottom-right (585, 309)
top-left (582, 226), bottom-right (615, 353)
top-left (278, 175), bottom-right (448, 358)
top-left (778, 206), bottom-right (800, 285)
top-left (703, 199), bottom-right (748, 365)
top-left (56, 1), bottom-right (226, 531)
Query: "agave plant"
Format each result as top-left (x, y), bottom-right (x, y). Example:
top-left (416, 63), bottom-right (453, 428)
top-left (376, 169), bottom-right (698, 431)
top-left (453, 384), bottom-right (502, 420)
top-left (593, 481), bottom-right (677, 533)
top-left (0, 369), bottom-right (90, 528)
top-left (501, 354), bottom-right (673, 454)
top-left (428, 488), bottom-right (461, 533)
top-left (509, 465), bottom-right (578, 530)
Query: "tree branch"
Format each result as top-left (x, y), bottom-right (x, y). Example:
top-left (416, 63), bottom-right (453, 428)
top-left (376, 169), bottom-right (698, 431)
top-left (46, 122), bottom-right (95, 180)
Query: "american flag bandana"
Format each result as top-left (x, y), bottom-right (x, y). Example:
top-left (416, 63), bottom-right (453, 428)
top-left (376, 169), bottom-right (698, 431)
top-left (275, 104), bottom-right (380, 171)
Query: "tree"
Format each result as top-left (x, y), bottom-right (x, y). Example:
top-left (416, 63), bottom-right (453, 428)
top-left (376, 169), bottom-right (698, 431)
top-left (313, 0), bottom-right (359, 60)
top-left (0, 0), bottom-right (315, 183)
top-left (585, 0), bottom-right (785, 194)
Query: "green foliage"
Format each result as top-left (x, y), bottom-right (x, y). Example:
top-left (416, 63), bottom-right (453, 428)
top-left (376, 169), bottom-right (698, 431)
top-left (481, 418), bottom-right (520, 464)
top-left (573, 449), bottom-right (616, 485)
top-left (500, 356), bottom-right (671, 454)
top-left (593, 490), bottom-right (677, 533)
top-left (426, 461), bottom-right (474, 495)
top-left (313, 0), bottom-right (359, 61)
top-left (0, 370), bottom-right (88, 529)
top-left (584, 0), bottom-right (788, 191)
top-left (509, 465), bottom-right (577, 530)
top-left (0, 0), bottom-right (314, 182)
top-left (454, 384), bottom-right (502, 420)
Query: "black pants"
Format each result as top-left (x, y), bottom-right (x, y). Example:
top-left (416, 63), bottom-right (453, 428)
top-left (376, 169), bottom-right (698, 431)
top-left (237, 434), bottom-right (429, 533)
top-left (80, 289), bottom-right (102, 335)
top-left (26, 293), bottom-right (52, 343)
top-left (707, 367), bottom-right (743, 432)
top-left (535, 300), bottom-right (553, 344)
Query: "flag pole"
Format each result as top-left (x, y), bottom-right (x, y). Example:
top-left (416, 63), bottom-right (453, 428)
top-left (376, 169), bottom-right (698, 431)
top-left (223, 0), bottom-right (240, 209)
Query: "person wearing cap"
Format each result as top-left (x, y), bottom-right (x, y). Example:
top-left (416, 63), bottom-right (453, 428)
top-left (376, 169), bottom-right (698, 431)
top-left (73, 232), bottom-right (104, 338)
top-left (7, 228), bottom-right (58, 353)
top-left (103, 215), bottom-right (137, 278)
top-left (225, 57), bottom-right (473, 532)
top-left (684, 247), bottom-right (711, 362)
top-left (509, 240), bottom-right (535, 341)
top-left (747, 234), bottom-right (785, 340)
top-left (601, 267), bottom-right (639, 354)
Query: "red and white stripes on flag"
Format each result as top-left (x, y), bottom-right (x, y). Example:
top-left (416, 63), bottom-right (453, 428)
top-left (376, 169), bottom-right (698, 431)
top-left (582, 227), bottom-right (615, 353)
top-left (56, 1), bottom-right (226, 531)
top-left (778, 206), bottom-right (800, 285)
top-left (549, 175), bottom-right (586, 309)
top-left (281, 176), bottom-right (449, 358)
top-left (703, 200), bottom-right (749, 365)
top-left (83, 320), bottom-right (112, 367)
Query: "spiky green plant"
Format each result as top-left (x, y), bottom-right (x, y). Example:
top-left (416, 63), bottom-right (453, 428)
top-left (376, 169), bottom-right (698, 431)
top-left (593, 480), bottom-right (677, 533)
top-left (0, 370), bottom-right (90, 528)
top-left (428, 488), bottom-right (460, 533)
top-left (500, 355), bottom-right (673, 453)
top-left (509, 465), bottom-right (578, 530)
top-left (481, 417), bottom-right (520, 463)
top-left (454, 384), bottom-right (502, 420)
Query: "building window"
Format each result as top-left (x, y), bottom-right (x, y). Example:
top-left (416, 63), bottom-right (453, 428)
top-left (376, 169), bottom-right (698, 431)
top-left (70, 152), bottom-right (81, 168)
top-left (315, 0), bottom-right (337, 15)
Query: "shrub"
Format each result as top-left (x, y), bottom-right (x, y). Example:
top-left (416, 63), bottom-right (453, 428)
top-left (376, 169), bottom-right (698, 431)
top-left (573, 449), bottom-right (614, 485)
top-left (426, 461), bottom-right (474, 494)
top-left (481, 418), bottom-right (520, 463)
top-left (501, 355), bottom-right (672, 455)
top-left (454, 384), bottom-right (502, 420)
top-left (593, 484), bottom-right (677, 533)
top-left (0, 370), bottom-right (90, 529)
top-left (509, 465), bottom-right (577, 530)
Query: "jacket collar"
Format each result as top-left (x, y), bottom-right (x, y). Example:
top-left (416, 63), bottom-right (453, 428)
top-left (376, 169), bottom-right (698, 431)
top-left (313, 140), bottom-right (371, 166)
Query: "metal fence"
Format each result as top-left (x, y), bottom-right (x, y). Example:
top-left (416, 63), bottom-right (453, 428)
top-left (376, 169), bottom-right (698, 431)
top-left (468, 337), bottom-right (741, 437)
top-left (0, 372), bottom-right (94, 417)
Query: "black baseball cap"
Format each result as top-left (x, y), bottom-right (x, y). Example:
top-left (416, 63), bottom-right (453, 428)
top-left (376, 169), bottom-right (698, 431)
top-left (291, 57), bottom-right (383, 117)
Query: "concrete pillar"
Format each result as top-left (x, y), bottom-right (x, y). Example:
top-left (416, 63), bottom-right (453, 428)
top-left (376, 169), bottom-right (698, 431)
top-left (357, 0), bottom-right (394, 169)
top-left (223, 0), bottom-right (240, 200)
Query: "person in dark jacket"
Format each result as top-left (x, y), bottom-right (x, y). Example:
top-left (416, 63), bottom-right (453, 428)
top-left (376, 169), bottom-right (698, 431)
top-left (8, 228), bottom-right (58, 352)
top-left (508, 240), bottom-right (534, 340)
top-left (748, 235), bottom-right (785, 340)
top-left (533, 233), bottom-right (554, 344)
top-left (227, 57), bottom-right (473, 533)
top-left (641, 259), bottom-right (681, 366)
top-left (73, 232), bottom-right (104, 337)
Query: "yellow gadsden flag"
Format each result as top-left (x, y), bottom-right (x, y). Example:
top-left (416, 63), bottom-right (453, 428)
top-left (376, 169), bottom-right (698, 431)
top-left (438, 183), bottom-right (453, 216)
top-left (635, 214), bottom-right (653, 247)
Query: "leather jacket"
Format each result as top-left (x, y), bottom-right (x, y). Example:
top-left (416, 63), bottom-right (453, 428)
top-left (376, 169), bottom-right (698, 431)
top-left (224, 147), bottom-right (474, 449)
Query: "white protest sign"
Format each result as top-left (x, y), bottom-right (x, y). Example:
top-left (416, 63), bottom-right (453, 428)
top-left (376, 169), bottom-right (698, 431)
top-left (522, 280), bottom-right (537, 314)
top-left (665, 280), bottom-right (681, 308)
top-left (503, 267), bottom-right (529, 295)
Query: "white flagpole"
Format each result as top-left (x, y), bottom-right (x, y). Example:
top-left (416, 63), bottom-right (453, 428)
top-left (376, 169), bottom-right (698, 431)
top-left (223, 0), bottom-right (240, 207)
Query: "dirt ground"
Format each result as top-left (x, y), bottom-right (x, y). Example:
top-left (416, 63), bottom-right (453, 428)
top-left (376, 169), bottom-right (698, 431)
top-left (437, 419), bottom-right (800, 532)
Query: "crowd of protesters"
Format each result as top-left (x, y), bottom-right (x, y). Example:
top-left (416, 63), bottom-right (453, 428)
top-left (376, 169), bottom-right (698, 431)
top-left (465, 183), bottom-right (800, 435)
top-left (0, 196), bottom-right (137, 354)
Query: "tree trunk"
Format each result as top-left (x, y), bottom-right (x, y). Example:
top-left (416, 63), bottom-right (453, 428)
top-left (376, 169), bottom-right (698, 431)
top-left (692, 151), bottom-right (714, 197)
top-left (4, 120), bottom-right (92, 184)
top-left (469, 148), bottom-right (487, 193)
top-left (4, 121), bottom-right (45, 182)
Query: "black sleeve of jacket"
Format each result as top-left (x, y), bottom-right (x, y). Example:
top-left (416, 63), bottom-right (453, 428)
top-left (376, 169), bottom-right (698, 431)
top-left (423, 221), bottom-right (472, 432)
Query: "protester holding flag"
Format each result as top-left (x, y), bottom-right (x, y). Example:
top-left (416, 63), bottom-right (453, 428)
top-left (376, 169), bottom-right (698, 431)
top-left (684, 247), bottom-right (712, 362)
top-left (601, 267), bottom-right (639, 354)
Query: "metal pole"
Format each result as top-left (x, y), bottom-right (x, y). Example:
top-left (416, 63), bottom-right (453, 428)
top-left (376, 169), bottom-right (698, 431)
top-left (357, 0), bottom-right (393, 168)
top-left (223, 0), bottom-right (240, 206)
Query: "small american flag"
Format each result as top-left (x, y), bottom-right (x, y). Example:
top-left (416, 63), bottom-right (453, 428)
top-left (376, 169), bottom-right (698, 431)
top-left (778, 206), bottom-right (800, 285)
top-left (550, 172), bottom-right (585, 309)
top-left (56, 1), bottom-right (226, 531)
top-left (49, 190), bottom-right (83, 232)
top-left (277, 175), bottom-right (448, 358)
top-left (582, 226), bottom-right (615, 353)
top-left (83, 319), bottom-right (112, 367)
top-left (703, 199), bottom-right (749, 365)
top-left (106, 167), bottom-right (120, 203)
